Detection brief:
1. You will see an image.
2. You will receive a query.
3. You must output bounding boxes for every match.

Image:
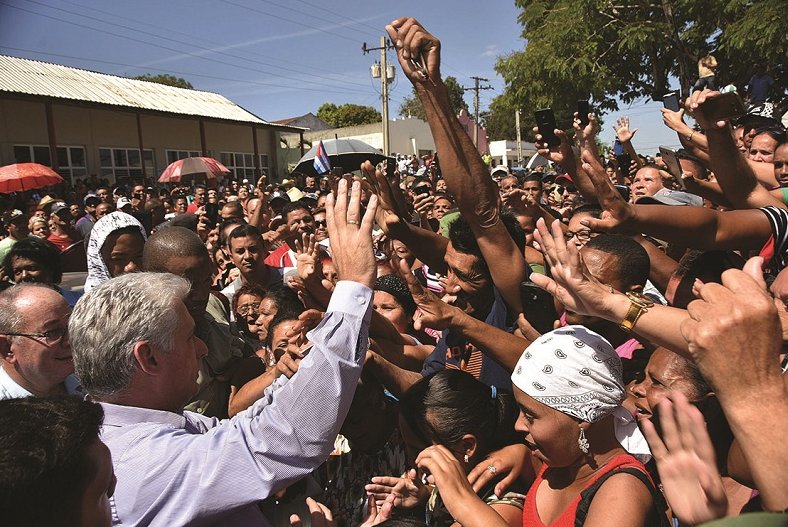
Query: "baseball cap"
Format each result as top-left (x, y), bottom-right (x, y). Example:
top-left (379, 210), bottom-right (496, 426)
top-left (116, 197), bottom-right (132, 210)
top-left (83, 193), bottom-right (100, 206)
top-left (491, 166), bottom-right (509, 177)
top-left (636, 188), bottom-right (703, 207)
top-left (1, 209), bottom-right (26, 226)
top-left (50, 202), bottom-right (69, 215)
top-left (269, 191), bottom-right (290, 204)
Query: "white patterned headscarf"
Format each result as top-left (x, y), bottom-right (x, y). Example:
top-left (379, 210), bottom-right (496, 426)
top-left (512, 325), bottom-right (651, 462)
top-left (84, 211), bottom-right (147, 293)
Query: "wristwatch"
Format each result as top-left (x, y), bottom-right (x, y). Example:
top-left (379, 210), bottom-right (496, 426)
top-left (619, 292), bottom-right (654, 332)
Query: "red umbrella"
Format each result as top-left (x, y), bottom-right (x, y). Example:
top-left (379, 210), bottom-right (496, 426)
top-left (159, 156), bottom-right (230, 184)
top-left (0, 163), bottom-right (64, 194)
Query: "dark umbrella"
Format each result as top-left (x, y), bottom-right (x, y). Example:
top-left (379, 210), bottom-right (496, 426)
top-left (293, 139), bottom-right (390, 176)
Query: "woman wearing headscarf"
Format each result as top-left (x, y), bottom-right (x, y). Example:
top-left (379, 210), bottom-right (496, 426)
top-left (414, 326), bottom-right (669, 527)
top-left (84, 211), bottom-right (146, 293)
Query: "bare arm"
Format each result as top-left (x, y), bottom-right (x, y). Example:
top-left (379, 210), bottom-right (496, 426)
top-left (387, 18), bottom-right (528, 312)
top-left (364, 350), bottom-right (421, 399)
top-left (687, 90), bottom-right (784, 210)
top-left (632, 234), bottom-right (678, 293)
top-left (577, 150), bottom-right (774, 252)
top-left (369, 337), bottom-right (432, 372)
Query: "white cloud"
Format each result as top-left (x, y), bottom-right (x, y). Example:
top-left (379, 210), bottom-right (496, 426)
top-left (481, 45), bottom-right (499, 57)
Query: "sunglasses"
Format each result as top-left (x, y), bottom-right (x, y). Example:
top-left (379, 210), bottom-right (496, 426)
top-left (315, 220), bottom-right (327, 228)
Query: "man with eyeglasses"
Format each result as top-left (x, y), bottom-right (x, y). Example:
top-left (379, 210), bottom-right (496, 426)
top-left (0, 283), bottom-right (80, 399)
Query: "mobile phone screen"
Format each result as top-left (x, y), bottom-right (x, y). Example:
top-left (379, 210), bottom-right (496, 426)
top-left (663, 92), bottom-right (680, 112)
top-left (577, 100), bottom-right (590, 126)
top-left (535, 108), bottom-right (560, 147)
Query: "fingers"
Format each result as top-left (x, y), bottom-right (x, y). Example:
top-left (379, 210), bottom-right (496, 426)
top-left (742, 256), bottom-right (766, 288)
top-left (395, 255), bottom-right (428, 300)
top-left (640, 414), bottom-right (667, 461)
top-left (346, 179), bottom-right (362, 225)
top-left (306, 497), bottom-right (333, 527)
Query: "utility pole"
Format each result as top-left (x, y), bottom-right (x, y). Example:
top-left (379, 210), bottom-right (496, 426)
top-left (462, 76), bottom-right (494, 148)
top-left (363, 38), bottom-right (396, 156)
top-left (515, 109), bottom-right (523, 165)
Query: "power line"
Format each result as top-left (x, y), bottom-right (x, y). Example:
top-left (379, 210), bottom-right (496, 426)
top-left (58, 0), bottom-right (368, 81)
top-left (9, 0), bottom-right (375, 93)
top-left (0, 46), bottom-right (377, 98)
top-left (263, 0), bottom-right (381, 39)
top-left (218, 0), bottom-right (359, 44)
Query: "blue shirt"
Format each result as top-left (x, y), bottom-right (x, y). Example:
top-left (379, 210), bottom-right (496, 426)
top-left (101, 280), bottom-right (373, 526)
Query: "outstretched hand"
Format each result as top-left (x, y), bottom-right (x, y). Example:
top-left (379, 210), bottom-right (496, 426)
top-left (533, 126), bottom-right (575, 168)
top-left (577, 152), bottom-right (639, 234)
top-left (361, 160), bottom-right (408, 234)
top-left (615, 116), bottom-right (638, 143)
top-left (531, 217), bottom-right (619, 318)
top-left (394, 256), bottom-right (462, 332)
top-left (680, 256), bottom-right (784, 404)
top-left (641, 391), bottom-right (727, 525)
top-left (326, 178), bottom-right (378, 288)
top-left (385, 18), bottom-right (441, 86)
top-left (688, 89), bottom-right (730, 131)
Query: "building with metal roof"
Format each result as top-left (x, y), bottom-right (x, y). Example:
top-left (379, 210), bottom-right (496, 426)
top-left (0, 54), bottom-right (306, 185)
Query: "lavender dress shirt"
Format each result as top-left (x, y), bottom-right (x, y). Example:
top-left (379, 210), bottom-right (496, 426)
top-left (100, 280), bottom-right (372, 526)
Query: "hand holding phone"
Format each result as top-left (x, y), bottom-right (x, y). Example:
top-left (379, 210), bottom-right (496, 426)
top-left (658, 146), bottom-right (686, 190)
top-left (519, 281), bottom-right (558, 335)
top-left (577, 100), bottom-right (590, 127)
top-left (663, 92), bottom-right (681, 112)
top-left (535, 108), bottom-right (561, 147)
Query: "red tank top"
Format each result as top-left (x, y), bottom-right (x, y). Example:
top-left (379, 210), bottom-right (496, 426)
top-left (523, 454), bottom-right (653, 527)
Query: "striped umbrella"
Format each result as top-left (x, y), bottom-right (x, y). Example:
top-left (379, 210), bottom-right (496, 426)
top-left (0, 163), bottom-right (64, 194)
top-left (159, 156), bottom-right (230, 183)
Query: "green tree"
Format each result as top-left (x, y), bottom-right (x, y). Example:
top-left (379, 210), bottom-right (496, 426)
top-left (486, 0), bottom-right (786, 141)
top-left (132, 74), bottom-right (194, 89)
top-left (317, 103), bottom-right (382, 128)
top-left (398, 76), bottom-right (469, 119)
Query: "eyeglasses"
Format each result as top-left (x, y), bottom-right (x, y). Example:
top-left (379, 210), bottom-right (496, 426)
top-left (315, 220), bottom-right (327, 228)
top-left (555, 185), bottom-right (577, 194)
top-left (236, 302), bottom-right (261, 317)
top-left (3, 327), bottom-right (68, 345)
top-left (564, 229), bottom-right (593, 242)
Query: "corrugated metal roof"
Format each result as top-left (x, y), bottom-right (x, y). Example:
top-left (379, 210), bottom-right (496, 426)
top-left (0, 55), bottom-right (272, 125)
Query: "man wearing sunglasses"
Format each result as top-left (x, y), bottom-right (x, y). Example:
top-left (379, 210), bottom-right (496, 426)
top-left (0, 284), bottom-right (80, 399)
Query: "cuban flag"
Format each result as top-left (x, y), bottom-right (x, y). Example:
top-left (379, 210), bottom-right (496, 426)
top-left (313, 140), bottom-right (332, 174)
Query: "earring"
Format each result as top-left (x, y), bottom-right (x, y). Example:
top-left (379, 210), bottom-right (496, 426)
top-left (464, 453), bottom-right (470, 463)
top-left (578, 429), bottom-right (589, 454)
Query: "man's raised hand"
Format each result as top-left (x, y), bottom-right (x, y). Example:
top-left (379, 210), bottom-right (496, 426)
top-left (325, 178), bottom-right (378, 288)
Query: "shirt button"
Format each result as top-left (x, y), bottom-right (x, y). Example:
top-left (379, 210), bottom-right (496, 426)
top-left (356, 296), bottom-right (366, 305)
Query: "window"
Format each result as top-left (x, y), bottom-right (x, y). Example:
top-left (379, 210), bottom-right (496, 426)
top-left (99, 147), bottom-right (155, 185)
top-left (13, 144), bottom-right (87, 180)
top-left (220, 152), bottom-right (270, 181)
top-left (165, 149), bottom-right (202, 165)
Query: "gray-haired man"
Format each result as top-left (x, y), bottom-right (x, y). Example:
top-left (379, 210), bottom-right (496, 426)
top-left (70, 180), bottom-right (378, 526)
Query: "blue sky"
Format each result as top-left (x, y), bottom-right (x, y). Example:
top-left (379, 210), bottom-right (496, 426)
top-left (0, 0), bottom-right (683, 154)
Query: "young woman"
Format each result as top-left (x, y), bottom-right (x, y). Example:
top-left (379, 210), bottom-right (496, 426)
top-left (414, 327), bottom-right (668, 527)
top-left (367, 369), bottom-right (528, 527)
top-left (84, 212), bottom-right (146, 293)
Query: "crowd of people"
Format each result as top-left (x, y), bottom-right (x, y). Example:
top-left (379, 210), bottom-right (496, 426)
top-left (0, 17), bottom-right (787, 527)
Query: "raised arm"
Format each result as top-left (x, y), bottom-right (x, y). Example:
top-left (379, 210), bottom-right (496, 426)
top-left (364, 161), bottom-right (449, 274)
top-left (386, 18), bottom-right (528, 312)
top-left (687, 89), bottom-right (784, 210)
top-left (577, 151), bottom-right (774, 252)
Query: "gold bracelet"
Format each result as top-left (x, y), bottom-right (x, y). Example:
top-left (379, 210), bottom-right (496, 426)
top-left (686, 130), bottom-right (695, 143)
top-left (618, 292), bottom-right (655, 333)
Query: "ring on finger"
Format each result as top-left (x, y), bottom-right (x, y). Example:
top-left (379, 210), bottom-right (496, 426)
top-left (487, 464), bottom-right (497, 474)
top-left (347, 220), bottom-right (359, 225)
